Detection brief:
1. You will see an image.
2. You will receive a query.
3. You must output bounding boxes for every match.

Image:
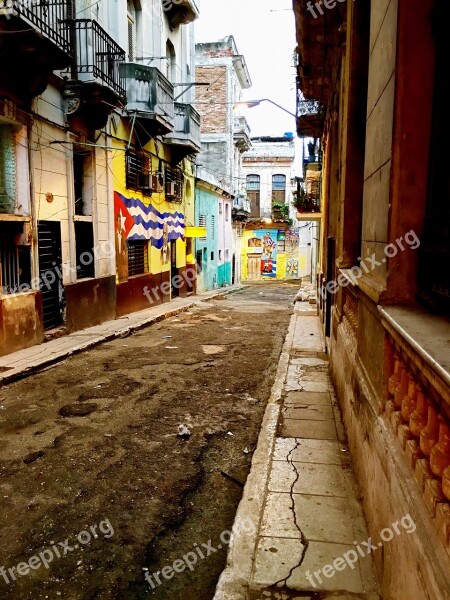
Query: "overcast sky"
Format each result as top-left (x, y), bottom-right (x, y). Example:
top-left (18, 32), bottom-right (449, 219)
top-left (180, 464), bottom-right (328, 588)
top-left (195, 0), bottom-right (297, 138)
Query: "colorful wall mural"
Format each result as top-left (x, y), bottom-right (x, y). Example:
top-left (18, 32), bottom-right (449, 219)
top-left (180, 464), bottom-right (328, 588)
top-left (241, 227), bottom-right (303, 280)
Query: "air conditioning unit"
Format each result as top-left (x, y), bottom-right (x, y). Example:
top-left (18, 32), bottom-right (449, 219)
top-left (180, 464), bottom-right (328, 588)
top-left (165, 182), bottom-right (177, 197)
top-left (139, 174), bottom-right (152, 195)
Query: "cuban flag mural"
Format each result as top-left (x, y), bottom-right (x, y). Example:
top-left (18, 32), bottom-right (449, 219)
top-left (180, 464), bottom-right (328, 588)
top-left (114, 192), bottom-right (185, 249)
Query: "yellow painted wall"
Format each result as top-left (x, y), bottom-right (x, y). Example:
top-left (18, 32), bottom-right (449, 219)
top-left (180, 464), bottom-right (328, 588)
top-left (112, 120), bottom-right (195, 278)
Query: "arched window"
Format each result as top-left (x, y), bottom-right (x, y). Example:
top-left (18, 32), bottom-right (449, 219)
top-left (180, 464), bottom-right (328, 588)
top-left (246, 174), bottom-right (260, 191)
top-left (246, 175), bottom-right (260, 217)
top-left (272, 174), bottom-right (286, 203)
top-left (166, 39), bottom-right (176, 83)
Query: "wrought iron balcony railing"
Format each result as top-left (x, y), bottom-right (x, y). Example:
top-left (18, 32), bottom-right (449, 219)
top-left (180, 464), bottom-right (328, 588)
top-left (71, 19), bottom-right (126, 98)
top-left (297, 99), bottom-right (325, 117)
top-left (0, 0), bottom-right (71, 55)
top-left (121, 63), bottom-right (174, 134)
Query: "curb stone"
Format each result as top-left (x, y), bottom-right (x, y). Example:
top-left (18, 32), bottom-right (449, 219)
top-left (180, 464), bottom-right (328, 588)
top-left (213, 310), bottom-right (298, 600)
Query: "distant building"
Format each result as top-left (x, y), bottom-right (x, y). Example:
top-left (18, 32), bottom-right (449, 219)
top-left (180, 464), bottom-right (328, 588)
top-left (241, 136), bottom-right (315, 281)
top-left (195, 35), bottom-right (253, 284)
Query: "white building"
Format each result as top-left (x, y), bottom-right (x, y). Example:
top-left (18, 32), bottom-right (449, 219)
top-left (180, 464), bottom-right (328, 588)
top-left (0, 0), bottom-right (200, 356)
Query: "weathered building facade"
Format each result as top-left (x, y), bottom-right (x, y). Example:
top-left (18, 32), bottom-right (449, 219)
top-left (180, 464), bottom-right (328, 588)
top-left (195, 35), bottom-right (252, 285)
top-left (294, 0), bottom-right (450, 597)
top-left (195, 167), bottom-right (233, 292)
top-left (0, 0), bottom-right (201, 356)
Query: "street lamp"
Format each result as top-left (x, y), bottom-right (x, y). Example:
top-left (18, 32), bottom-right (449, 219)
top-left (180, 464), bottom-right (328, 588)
top-left (234, 98), bottom-right (296, 119)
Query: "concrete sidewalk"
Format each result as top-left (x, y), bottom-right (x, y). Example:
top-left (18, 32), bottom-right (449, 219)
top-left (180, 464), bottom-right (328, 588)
top-left (214, 302), bottom-right (380, 600)
top-left (0, 285), bottom-right (245, 387)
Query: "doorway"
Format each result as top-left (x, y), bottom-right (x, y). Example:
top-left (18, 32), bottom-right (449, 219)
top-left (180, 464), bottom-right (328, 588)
top-left (38, 221), bottom-right (64, 330)
top-left (170, 240), bottom-right (178, 297)
top-left (247, 254), bottom-right (261, 281)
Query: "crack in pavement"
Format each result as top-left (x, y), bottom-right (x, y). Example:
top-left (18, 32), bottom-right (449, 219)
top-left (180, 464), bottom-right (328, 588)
top-left (272, 439), bottom-right (309, 588)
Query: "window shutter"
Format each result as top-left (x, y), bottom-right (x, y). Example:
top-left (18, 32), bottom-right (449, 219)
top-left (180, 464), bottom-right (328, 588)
top-left (128, 19), bottom-right (134, 61)
top-left (0, 126), bottom-right (16, 214)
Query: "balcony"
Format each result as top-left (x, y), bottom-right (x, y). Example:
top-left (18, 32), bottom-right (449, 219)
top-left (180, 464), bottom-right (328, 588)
top-left (233, 116), bottom-right (251, 152)
top-left (297, 99), bottom-right (326, 138)
top-left (164, 103), bottom-right (201, 157)
top-left (63, 20), bottom-right (126, 129)
top-left (71, 19), bottom-right (126, 98)
top-left (165, 0), bottom-right (199, 28)
top-left (232, 195), bottom-right (251, 221)
top-left (121, 64), bottom-right (175, 136)
top-left (0, 0), bottom-right (71, 99)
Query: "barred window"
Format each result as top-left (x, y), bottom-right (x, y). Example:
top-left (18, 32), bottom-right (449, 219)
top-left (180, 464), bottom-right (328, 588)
top-left (0, 222), bottom-right (31, 294)
top-left (126, 149), bottom-right (150, 191)
top-left (128, 240), bottom-right (149, 276)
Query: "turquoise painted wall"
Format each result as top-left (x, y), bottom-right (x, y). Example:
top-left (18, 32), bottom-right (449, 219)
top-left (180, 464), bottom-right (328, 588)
top-left (217, 262), bottom-right (232, 287)
top-left (195, 186), bottom-right (219, 292)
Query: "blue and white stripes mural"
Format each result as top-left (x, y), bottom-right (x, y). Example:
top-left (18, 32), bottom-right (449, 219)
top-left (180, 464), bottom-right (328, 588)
top-left (114, 192), bottom-right (185, 249)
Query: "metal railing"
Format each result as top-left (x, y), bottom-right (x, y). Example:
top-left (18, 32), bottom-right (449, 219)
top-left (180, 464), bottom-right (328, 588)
top-left (72, 19), bottom-right (126, 98)
top-left (297, 99), bottom-right (325, 117)
top-left (0, 0), bottom-right (71, 54)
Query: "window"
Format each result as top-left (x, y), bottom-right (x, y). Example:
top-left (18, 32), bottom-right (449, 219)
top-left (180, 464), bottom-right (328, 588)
top-left (73, 149), bottom-right (93, 216)
top-left (211, 215), bottom-right (215, 239)
top-left (199, 214), bottom-right (207, 242)
top-left (126, 149), bottom-right (151, 192)
top-left (127, 1), bottom-right (136, 61)
top-left (246, 175), bottom-right (260, 218)
top-left (225, 249), bottom-right (229, 261)
top-left (219, 203), bottom-right (223, 214)
top-left (211, 251), bottom-right (214, 261)
top-left (246, 174), bottom-right (260, 190)
top-left (0, 125), bottom-right (16, 214)
top-left (272, 174), bottom-right (286, 204)
top-left (219, 249), bottom-right (222, 261)
top-left (128, 240), bottom-right (149, 276)
top-left (0, 222), bottom-right (31, 294)
top-left (165, 166), bottom-right (183, 202)
top-left (225, 203), bottom-right (230, 221)
top-left (75, 221), bottom-right (95, 279)
top-left (166, 39), bottom-right (176, 83)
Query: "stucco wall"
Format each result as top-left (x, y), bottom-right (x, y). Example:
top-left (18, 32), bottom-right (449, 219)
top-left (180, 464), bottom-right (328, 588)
top-left (0, 292), bottom-right (44, 357)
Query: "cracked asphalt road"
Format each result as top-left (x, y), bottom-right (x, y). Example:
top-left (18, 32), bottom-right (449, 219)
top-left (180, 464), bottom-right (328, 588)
top-left (0, 282), bottom-right (297, 599)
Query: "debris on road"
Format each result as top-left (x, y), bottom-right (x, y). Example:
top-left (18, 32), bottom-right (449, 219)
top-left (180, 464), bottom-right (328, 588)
top-left (177, 424), bottom-right (192, 438)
